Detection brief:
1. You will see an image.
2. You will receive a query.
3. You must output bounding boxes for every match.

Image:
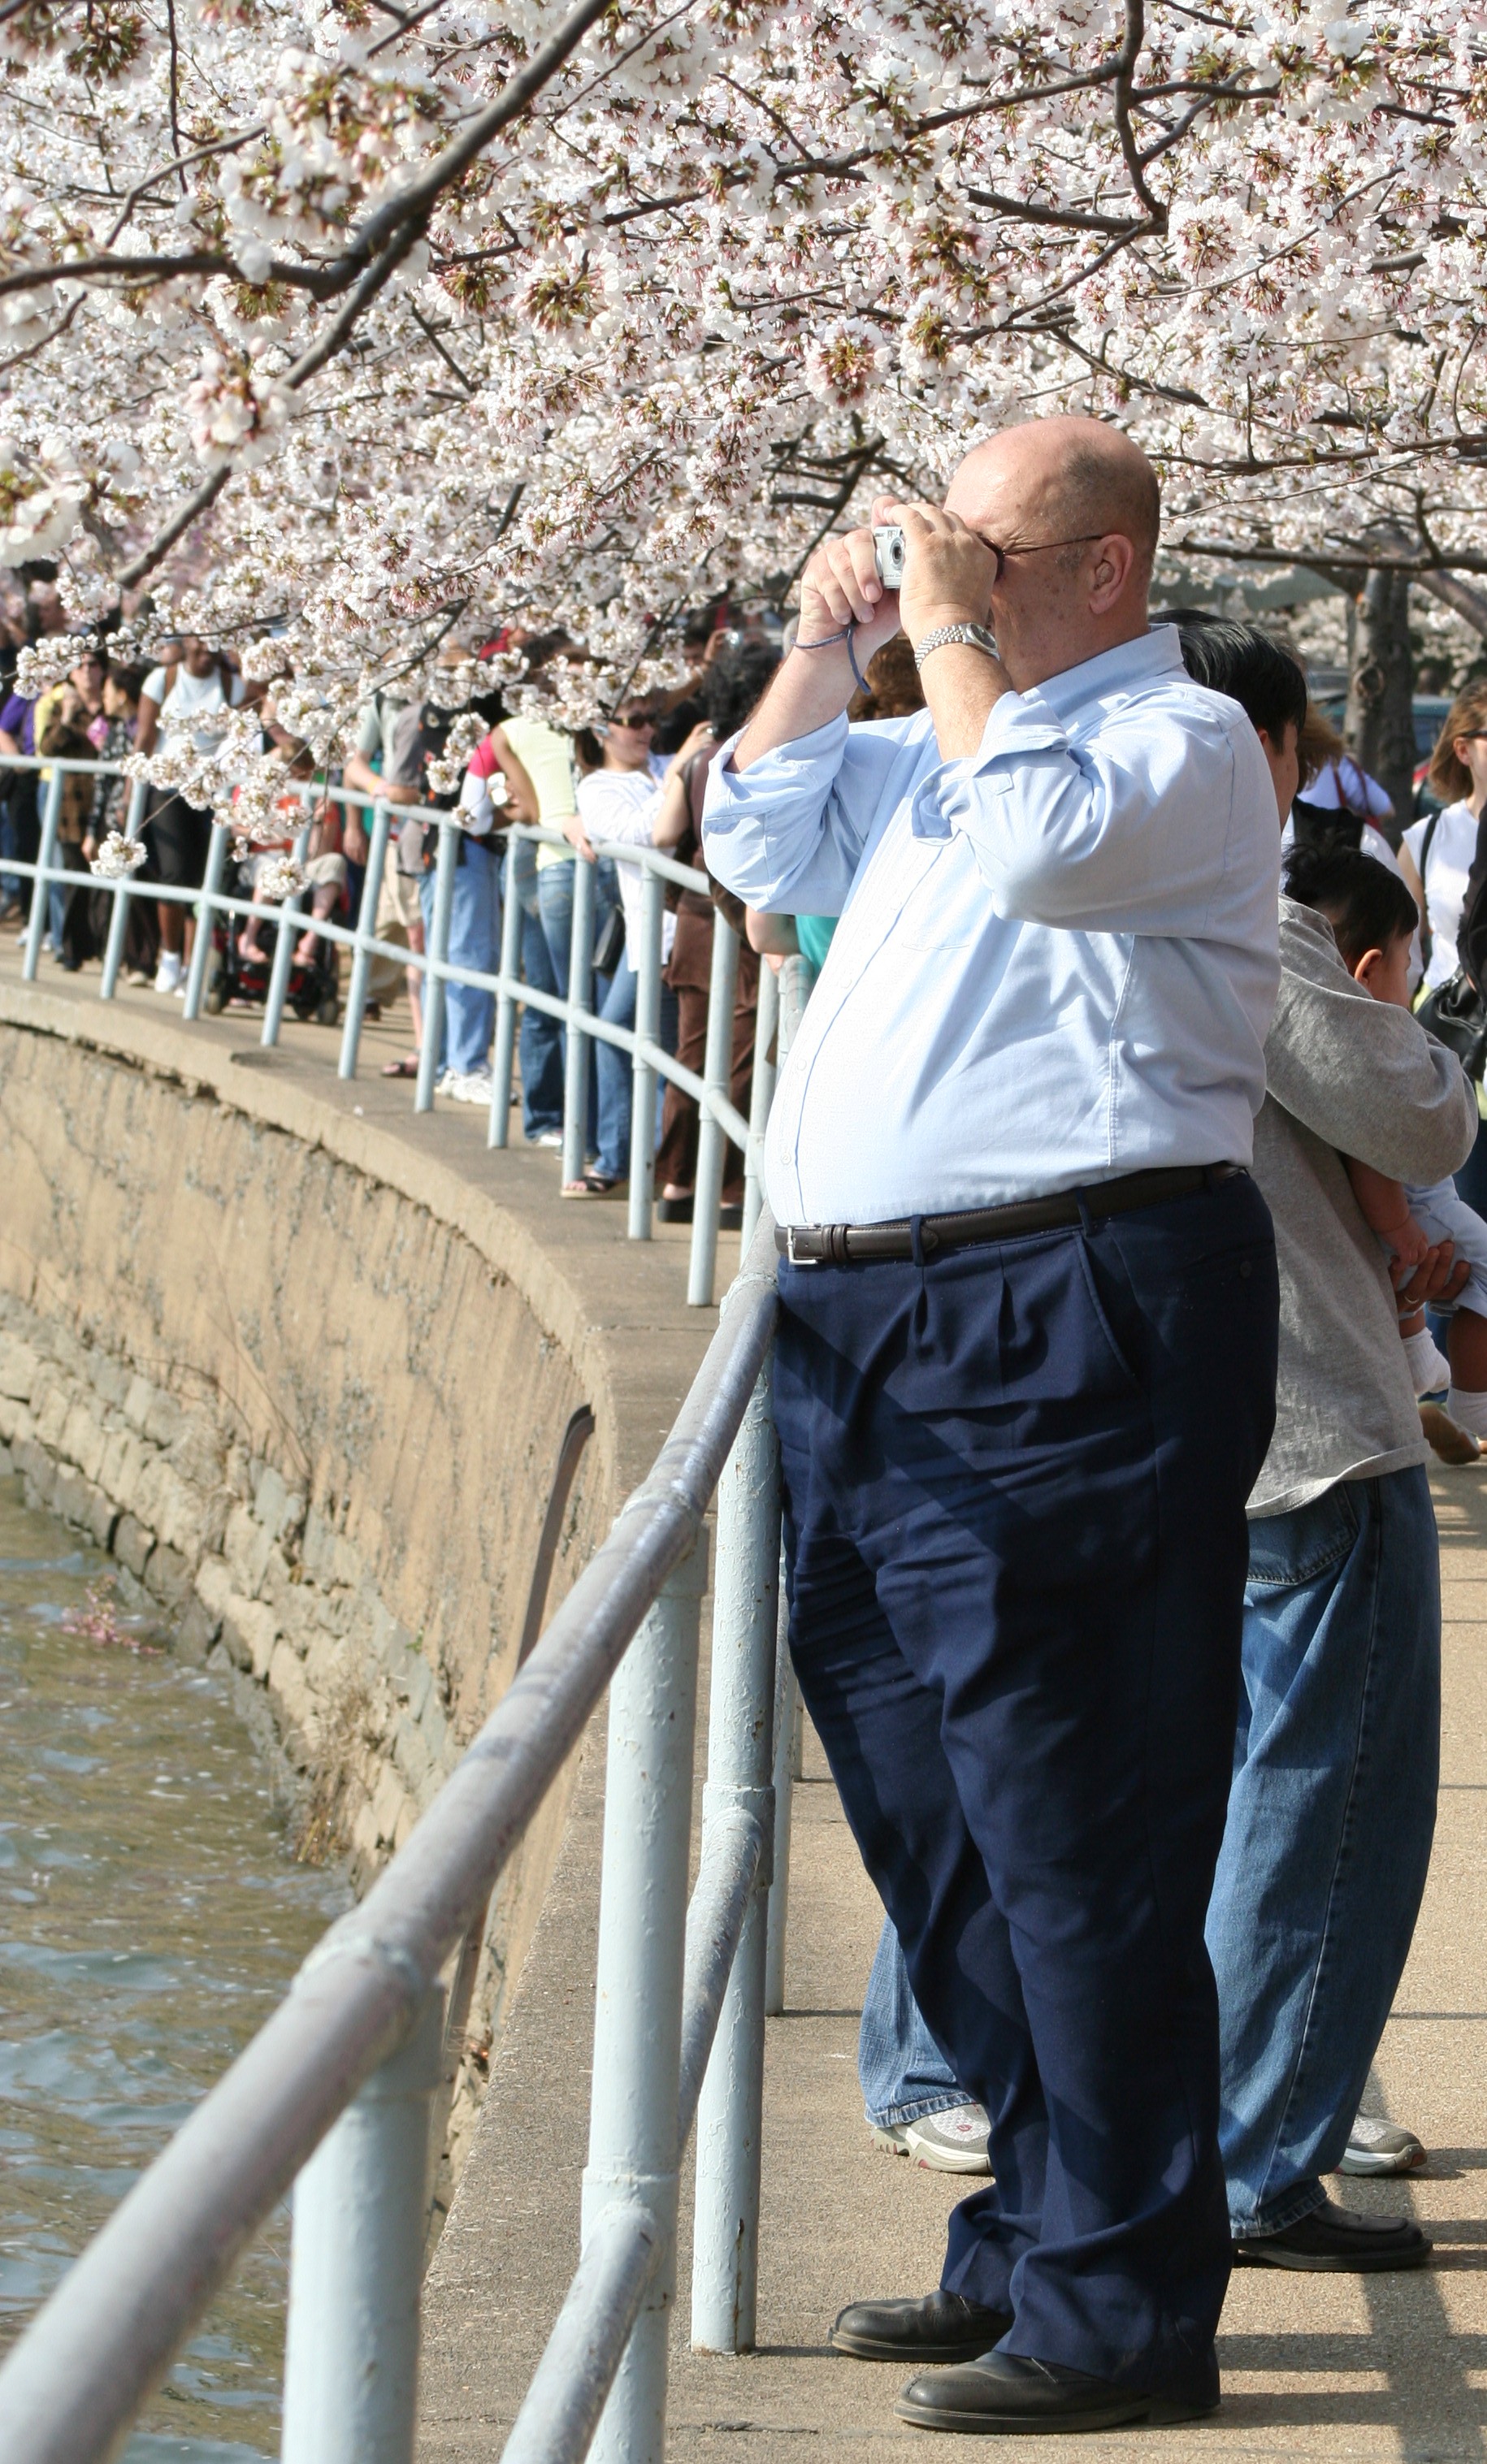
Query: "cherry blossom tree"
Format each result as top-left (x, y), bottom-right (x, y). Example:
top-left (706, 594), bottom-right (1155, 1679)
top-left (2, 0), bottom-right (1485, 797)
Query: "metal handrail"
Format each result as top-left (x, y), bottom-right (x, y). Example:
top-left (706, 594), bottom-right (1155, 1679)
top-left (0, 756), bottom-right (765, 1306)
top-left (0, 1215), bottom-right (784, 2464)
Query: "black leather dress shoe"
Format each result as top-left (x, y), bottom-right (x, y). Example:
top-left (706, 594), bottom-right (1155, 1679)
top-left (830, 2289), bottom-right (1012, 2363)
top-left (1233, 2195), bottom-right (1431, 2272)
top-left (895, 2352), bottom-right (1220, 2434)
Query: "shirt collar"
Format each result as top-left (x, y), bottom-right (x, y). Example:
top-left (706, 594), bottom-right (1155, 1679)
top-left (1017, 625), bottom-right (1185, 726)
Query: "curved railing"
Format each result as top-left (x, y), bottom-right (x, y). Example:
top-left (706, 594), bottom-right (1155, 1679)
top-left (0, 1214), bottom-right (789, 2464)
top-left (0, 754), bottom-right (783, 1304)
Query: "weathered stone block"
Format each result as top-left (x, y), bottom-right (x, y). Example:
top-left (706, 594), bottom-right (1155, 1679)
top-left (99, 1427), bottom-right (149, 1513)
top-left (224, 1503), bottom-right (274, 1598)
top-left (144, 1542), bottom-right (192, 1609)
top-left (0, 1337), bottom-right (39, 1402)
top-left (170, 1418), bottom-right (221, 1489)
top-left (395, 1649), bottom-right (433, 1722)
top-left (392, 1711), bottom-right (431, 1798)
top-left (142, 1391), bottom-right (183, 1449)
top-left (0, 1441), bottom-right (11, 1477)
top-left (175, 1594), bottom-right (219, 1666)
top-left (34, 1384), bottom-right (72, 1451)
top-left (112, 1513), bottom-right (155, 1579)
top-left (123, 1374), bottom-right (155, 1433)
top-left (61, 1401), bottom-right (106, 1485)
top-left (371, 1762), bottom-right (405, 1846)
top-left (267, 1641), bottom-right (315, 1758)
top-left (88, 1353), bottom-right (130, 1410)
top-left (193, 1554), bottom-right (233, 1620)
top-left (392, 1795), bottom-right (420, 1850)
top-left (223, 1596), bottom-right (278, 1681)
top-left (350, 1797), bottom-right (383, 1869)
top-left (14, 1438), bottom-right (55, 1506)
top-left (81, 1482), bottom-right (119, 1552)
top-left (0, 1396), bottom-right (34, 1445)
top-left (418, 1695), bottom-right (451, 1775)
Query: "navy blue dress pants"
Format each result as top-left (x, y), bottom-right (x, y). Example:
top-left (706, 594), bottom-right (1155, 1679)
top-left (775, 1175), bottom-right (1278, 2404)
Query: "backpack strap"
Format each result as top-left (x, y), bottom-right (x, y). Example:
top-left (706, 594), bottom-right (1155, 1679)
top-left (1416, 806), bottom-right (1443, 973)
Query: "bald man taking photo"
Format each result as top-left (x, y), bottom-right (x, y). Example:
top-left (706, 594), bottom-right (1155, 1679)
top-left (703, 418), bottom-right (1282, 2436)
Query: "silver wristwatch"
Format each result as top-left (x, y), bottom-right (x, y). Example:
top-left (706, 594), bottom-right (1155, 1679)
top-left (913, 622), bottom-right (999, 673)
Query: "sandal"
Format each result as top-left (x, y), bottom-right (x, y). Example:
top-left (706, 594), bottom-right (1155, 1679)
top-left (381, 1054), bottom-right (420, 1078)
top-left (562, 1173), bottom-right (626, 1199)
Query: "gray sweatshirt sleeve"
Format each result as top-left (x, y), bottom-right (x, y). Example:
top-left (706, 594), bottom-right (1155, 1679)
top-left (1264, 899), bottom-right (1477, 1184)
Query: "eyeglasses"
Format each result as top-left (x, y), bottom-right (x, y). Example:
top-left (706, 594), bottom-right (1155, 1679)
top-left (978, 532), bottom-right (1108, 582)
top-left (612, 710), bottom-right (655, 730)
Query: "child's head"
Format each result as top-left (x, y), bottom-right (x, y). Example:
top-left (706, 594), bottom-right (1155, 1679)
top-left (1283, 841), bottom-right (1419, 1007)
top-left (1175, 617), bottom-right (1310, 822)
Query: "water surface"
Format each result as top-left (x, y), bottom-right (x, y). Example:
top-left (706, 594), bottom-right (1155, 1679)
top-left (0, 1475), bottom-right (349, 2458)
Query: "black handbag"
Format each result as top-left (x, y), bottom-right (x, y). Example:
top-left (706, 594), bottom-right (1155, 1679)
top-left (1416, 968), bottom-right (1487, 1083)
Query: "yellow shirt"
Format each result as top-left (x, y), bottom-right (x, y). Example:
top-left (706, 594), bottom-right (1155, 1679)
top-left (503, 715), bottom-right (578, 868)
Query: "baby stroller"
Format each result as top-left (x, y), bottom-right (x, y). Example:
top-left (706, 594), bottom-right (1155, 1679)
top-left (201, 846), bottom-right (344, 1024)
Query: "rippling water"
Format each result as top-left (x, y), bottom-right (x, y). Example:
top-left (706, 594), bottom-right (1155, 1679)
top-left (0, 1474), bottom-right (350, 2460)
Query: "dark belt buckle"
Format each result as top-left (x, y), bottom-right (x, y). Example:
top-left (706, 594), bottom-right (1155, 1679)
top-left (785, 1226), bottom-right (820, 1267)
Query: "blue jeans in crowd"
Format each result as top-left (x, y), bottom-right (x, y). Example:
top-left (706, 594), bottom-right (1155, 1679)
top-left (592, 953), bottom-right (636, 1183)
top-left (1206, 1466), bottom-right (1440, 2237)
top-left (778, 1177), bottom-right (1277, 2399)
top-left (505, 839), bottom-right (564, 1139)
top-left (536, 854), bottom-right (623, 1171)
top-left (860, 1914), bottom-right (965, 2131)
top-left (418, 837), bottom-right (500, 1080)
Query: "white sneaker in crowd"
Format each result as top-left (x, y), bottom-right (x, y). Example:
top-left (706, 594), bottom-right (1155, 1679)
top-left (871, 2103), bottom-right (992, 2175)
top-left (1337, 2115), bottom-right (1427, 2176)
top-left (450, 1071), bottom-right (494, 1105)
top-left (154, 952), bottom-right (184, 994)
top-left (531, 1128), bottom-right (564, 1150)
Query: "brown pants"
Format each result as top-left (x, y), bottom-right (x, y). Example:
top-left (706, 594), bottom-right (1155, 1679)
top-left (656, 908), bottom-right (759, 1202)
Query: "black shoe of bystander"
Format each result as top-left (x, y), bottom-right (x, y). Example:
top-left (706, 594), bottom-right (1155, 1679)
top-left (830, 2289), bottom-right (1012, 2364)
top-left (895, 2352), bottom-right (1220, 2435)
top-left (1233, 2195), bottom-right (1431, 2271)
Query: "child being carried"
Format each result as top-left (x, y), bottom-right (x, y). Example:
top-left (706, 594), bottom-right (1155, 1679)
top-left (1284, 839), bottom-right (1487, 1451)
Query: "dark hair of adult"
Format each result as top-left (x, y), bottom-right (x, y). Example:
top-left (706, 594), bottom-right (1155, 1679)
top-left (1174, 616), bottom-right (1309, 748)
top-left (1282, 840), bottom-right (1420, 972)
top-left (702, 639), bottom-right (780, 742)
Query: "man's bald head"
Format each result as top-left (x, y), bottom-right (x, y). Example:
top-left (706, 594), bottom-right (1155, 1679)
top-left (947, 418), bottom-right (1160, 583)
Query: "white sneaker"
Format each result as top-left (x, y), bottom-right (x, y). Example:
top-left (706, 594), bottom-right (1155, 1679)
top-left (531, 1128), bottom-right (564, 1150)
top-left (871, 2103), bottom-right (992, 2175)
top-left (154, 952), bottom-right (183, 994)
top-left (450, 1071), bottom-right (494, 1105)
top-left (1337, 2115), bottom-right (1427, 2176)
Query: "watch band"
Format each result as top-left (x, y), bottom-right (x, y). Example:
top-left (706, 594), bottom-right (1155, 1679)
top-left (913, 623), bottom-right (999, 673)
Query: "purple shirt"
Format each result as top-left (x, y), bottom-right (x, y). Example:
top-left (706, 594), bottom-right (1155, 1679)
top-left (0, 693), bottom-right (35, 756)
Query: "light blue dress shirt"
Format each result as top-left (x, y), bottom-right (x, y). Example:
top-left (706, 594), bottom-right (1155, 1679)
top-left (701, 626), bottom-right (1281, 1226)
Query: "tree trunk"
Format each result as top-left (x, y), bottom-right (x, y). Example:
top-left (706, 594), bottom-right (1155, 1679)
top-left (1342, 568), bottom-right (1415, 843)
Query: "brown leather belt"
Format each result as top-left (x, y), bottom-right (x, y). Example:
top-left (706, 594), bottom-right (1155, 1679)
top-left (776, 1164), bottom-right (1246, 1267)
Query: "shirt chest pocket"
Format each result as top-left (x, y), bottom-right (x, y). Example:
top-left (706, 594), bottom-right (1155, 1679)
top-left (891, 835), bottom-right (982, 950)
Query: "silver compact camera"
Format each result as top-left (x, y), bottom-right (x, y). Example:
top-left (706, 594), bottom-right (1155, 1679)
top-left (873, 525), bottom-right (906, 587)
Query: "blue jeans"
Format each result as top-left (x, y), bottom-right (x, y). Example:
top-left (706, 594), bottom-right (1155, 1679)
top-left (1206, 1467), bottom-right (1440, 2237)
top-left (506, 841), bottom-right (563, 1137)
top-left (536, 855), bottom-right (621, 1164)
top-left (860, 1915), bottom-right (965, 2130)
top-left (778, 1176), bottom-right (1277, 2398)
top-left (593, 953), bottom-right (636, 1182)
top-left (418, 838), bottom-right (500, 1080)
top-left (1454, 1111), bottom-right (1487, 1213)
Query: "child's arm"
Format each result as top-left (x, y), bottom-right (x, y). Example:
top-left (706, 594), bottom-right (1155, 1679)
top-left (1346, 1156), bottom-right (1432, 1270)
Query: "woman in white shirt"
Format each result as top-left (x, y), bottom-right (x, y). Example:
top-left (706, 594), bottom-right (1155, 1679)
top-left (1400, 682), bottom-right (1487, 1207)
top-left (562, 708), bottom-right (713, 1195)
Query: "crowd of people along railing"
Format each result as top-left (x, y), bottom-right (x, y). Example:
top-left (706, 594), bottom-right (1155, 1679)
top-left (1, 752), bottom-right (786, 1308)
top-left (0, 1211), bottom-right (791, 2464)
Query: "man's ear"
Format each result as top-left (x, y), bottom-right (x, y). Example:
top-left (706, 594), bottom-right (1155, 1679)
top-left (1352, 946), bottom-right (1387, 990)
top-left (1088, 534), bottom-right (1137, 614)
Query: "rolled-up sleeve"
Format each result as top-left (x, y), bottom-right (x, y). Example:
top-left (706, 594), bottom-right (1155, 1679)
top-left (911, 686), bottom-right (1268, 938)
top-left (701, 717), bottom-right (870, 914)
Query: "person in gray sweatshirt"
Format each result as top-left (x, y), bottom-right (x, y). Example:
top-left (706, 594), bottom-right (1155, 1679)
top-left (1180, 618), bottom-right (1475, 2270)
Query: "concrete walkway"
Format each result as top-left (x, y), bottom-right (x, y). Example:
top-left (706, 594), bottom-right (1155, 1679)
top-left (423, 1456), bottom-right (1487, 2462)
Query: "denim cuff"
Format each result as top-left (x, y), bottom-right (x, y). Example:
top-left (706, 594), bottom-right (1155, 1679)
top-left (865, 2093), bottom-right (968, 2131)
top-left (1230, 2178), bottom-right (1329, 2240)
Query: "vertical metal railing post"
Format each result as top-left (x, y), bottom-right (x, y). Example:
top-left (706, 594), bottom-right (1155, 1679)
top-left (561, 855), bottom-right (596, 1188)
top-left (764, 1566), bottom-right (796, 2019)
top-left (21, 764), bottom-right (65, 982)
top-left (280, 1985), bottom-right (444, 2464)
top-left (261, 820), bottom-right (312, 1047)
top-left (740, 960), bottom-right (778, 1254)
top-left (182, 819), bottom-right (229, 1020)
top-left (488, 828), bottom-right (526, 1150)
top-left (583, 1531), bottom-right (707, 2464)
top-left (99, 777), bottom-right (149, 1002)
top-left (628, 864), bottom-right (665, 1241)
top-left (339, 795), bottom-right (390, 1080)
top-left (691, 1355), bottom-right (781, 2351)
top-left (415, 818), bottom-right (458, 1114)
top-left (687, 913), bottom-right (740, 1308)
